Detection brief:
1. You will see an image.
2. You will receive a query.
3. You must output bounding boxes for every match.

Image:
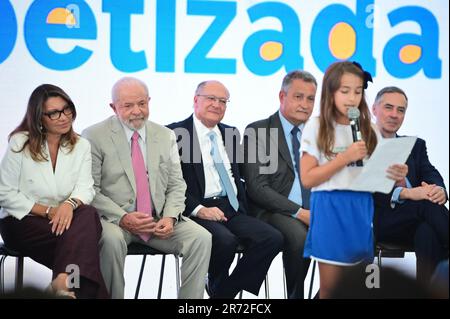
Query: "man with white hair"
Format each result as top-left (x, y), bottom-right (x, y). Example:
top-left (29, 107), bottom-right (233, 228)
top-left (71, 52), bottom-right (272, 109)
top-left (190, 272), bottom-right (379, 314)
top-left (82, 77), bottom-right (211, 299)
top-left (168, 80), bottom-right (283, 299)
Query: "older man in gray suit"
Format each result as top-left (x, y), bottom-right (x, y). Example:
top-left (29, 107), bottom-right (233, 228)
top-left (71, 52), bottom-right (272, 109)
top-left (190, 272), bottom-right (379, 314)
top-left (242, 70), bottom-right (317, 299)
top-left (82, 77), bottom-right (211, 299)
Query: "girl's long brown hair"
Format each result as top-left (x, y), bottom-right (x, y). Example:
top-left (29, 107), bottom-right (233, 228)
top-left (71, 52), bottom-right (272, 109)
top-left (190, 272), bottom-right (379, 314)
top-left (318, 61), bottom-right (377, 159)
top-left (9, 84), bottom-right (78, 161)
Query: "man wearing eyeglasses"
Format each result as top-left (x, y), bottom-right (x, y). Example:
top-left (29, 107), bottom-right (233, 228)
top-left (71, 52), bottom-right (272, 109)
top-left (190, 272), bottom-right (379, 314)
top-left (167, 80), bottom-right (283, 299)
top-left (242, 70), bottom-right (317, 299)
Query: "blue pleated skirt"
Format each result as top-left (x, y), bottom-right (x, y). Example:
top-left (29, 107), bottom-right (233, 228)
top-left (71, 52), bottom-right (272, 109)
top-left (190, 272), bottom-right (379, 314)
top-left (303, 190), bottom-right (374, 265)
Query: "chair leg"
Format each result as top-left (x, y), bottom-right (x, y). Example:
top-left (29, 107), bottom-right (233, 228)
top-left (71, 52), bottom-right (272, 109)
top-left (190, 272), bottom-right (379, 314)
top-left (157, 255), bottom-right (166, 299)
top-left (377, 249), bottom-right (382, 269)
top-left (0, 255), bottom-right (6, 294)
top-left (175, 255), bottom-right (180, 298)
top-left (15, 257), bottom-right (23, 291)
top-left (237, 253), bottom-right (243, 299)
top-left (264, 274), bottom-right (270, 299)
top-left (134, 254), bottom-right (147, 299)
top-left (308, 260), bottom-right (316, 299)
top-left (282, 263), bottom-right (287, 299)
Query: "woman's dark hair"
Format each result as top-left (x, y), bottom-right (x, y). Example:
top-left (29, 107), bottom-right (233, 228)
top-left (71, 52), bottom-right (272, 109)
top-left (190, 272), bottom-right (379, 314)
top-left (9, 84), bottom-right (78, 161)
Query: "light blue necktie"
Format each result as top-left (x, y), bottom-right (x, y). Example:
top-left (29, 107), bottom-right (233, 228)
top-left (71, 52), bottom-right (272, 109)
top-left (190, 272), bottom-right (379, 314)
top-left (208, 131), bottom-right (239, 211)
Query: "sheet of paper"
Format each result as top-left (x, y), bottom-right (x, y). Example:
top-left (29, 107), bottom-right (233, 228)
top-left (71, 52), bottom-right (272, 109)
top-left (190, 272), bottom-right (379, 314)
top-left (348, 136), bottom-right (417, 193)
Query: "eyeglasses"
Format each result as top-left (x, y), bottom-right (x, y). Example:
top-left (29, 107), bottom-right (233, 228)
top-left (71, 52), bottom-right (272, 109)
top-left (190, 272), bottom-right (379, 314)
top-left (43, 105), bottom-right (73, 120)
top-left (196, 94), bottom-right (230, 107)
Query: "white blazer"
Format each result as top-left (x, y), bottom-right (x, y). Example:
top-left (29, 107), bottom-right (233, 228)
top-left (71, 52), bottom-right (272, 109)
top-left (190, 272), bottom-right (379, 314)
top-left (0, 132), bottom-right (95, 220)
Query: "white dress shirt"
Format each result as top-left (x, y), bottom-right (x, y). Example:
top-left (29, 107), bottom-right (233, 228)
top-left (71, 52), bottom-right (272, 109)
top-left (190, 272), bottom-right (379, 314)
top-left (191, 115), bottom-right (237, 216)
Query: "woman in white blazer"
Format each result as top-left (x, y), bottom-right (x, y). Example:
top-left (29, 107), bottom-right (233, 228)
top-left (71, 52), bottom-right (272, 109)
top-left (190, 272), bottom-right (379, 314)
top-left (0, 84), bottom-right (108, 298)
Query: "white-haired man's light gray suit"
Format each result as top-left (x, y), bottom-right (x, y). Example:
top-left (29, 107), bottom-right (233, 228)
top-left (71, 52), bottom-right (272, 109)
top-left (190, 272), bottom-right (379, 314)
top-left (83, 116), bottom-right (211, 299)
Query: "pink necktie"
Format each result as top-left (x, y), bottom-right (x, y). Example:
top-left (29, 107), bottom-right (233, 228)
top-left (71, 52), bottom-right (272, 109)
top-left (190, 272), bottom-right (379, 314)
top-left (131, 131), bottom-right (152, 241)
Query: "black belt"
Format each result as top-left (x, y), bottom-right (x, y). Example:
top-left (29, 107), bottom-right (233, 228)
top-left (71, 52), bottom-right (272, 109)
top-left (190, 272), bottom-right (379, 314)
top-left (205, 196), bottom-right (227, 201)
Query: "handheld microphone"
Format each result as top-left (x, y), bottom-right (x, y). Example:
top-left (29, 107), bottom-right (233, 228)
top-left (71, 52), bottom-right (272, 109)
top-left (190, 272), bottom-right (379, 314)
top-left (347, 107), bottom-right (363, 167)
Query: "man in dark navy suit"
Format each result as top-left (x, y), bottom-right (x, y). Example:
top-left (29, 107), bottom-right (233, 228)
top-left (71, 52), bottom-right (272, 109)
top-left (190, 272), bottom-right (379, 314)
top-left (372, 86), bottom-right (449, 283)
top-left (167, 80), bottom-right (283, 299)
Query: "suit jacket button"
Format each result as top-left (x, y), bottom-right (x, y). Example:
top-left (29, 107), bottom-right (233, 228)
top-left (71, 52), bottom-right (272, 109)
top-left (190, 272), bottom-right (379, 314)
top-left (129, 199), bottom-right (134, 204)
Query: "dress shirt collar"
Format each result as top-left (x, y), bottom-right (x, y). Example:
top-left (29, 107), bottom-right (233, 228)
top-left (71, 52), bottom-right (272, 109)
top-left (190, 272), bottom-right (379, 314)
top-left (278, 110), bottom-right (305, 138)
top-left (119, 119), bottom-right (147, 144)
top-left (193, 114), bottom-right (222, 140)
